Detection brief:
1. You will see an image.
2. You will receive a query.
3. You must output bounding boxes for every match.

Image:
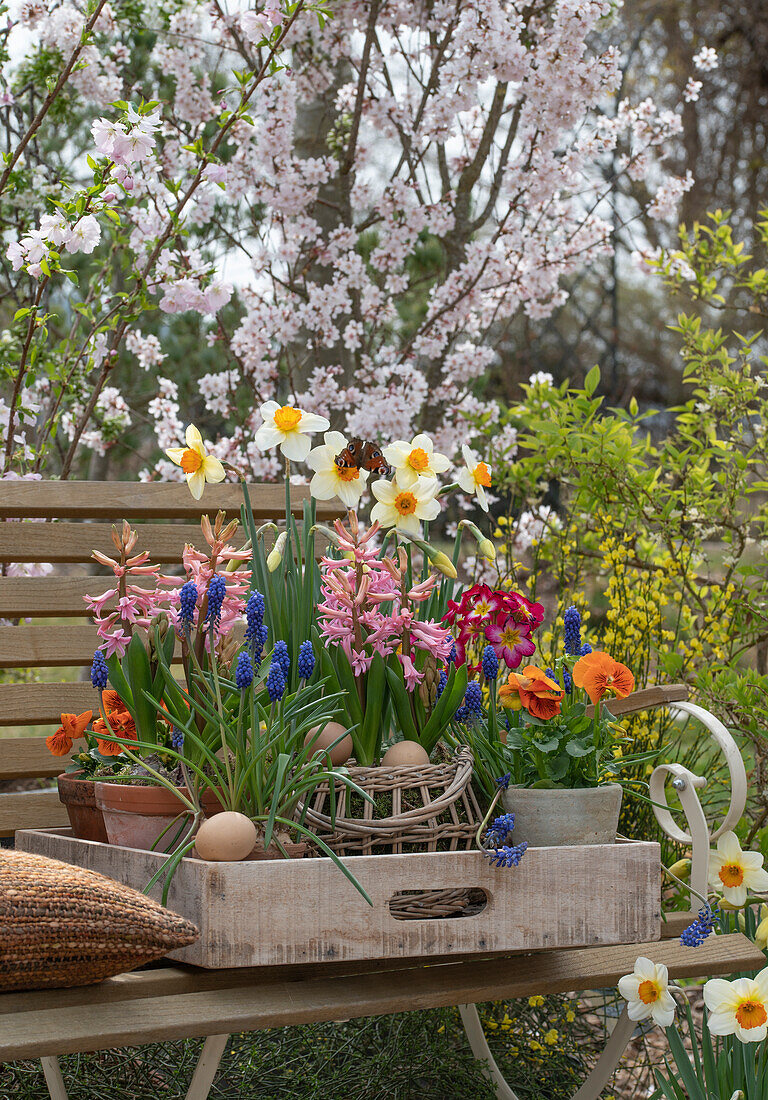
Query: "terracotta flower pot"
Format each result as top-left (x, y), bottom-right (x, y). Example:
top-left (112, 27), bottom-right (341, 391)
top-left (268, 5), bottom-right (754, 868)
top-left (57, 772), bottom-right (108, 843)
top-left (94, 782), bottom-right (198, 853)
top-left (501, 783), bottom-right (622, 847)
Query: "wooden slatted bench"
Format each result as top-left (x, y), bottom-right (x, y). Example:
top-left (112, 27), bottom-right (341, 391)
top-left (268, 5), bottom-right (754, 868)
top-left (0, 480), bottom-right (762, 1100)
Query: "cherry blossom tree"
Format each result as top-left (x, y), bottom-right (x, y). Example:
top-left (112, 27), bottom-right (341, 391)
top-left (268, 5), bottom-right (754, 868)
top-left (0, 0), bottom-right (695, 481)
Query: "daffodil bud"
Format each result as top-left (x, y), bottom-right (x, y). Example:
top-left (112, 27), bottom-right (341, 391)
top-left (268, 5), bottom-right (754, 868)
top-left (666, 858), bottom-right (691, 881)
top-left (429, 550), bottom-right (458, 579)
top-left (478, 538), bottom-right (496, 562)
top-left (755, 916), bottom-right (768, 950)
top-left (267, 531), bottom-right (288, 572)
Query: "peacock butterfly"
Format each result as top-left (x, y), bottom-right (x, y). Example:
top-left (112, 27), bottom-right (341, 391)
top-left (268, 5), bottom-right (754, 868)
top-left (334, 437), bottom-right (393, 478)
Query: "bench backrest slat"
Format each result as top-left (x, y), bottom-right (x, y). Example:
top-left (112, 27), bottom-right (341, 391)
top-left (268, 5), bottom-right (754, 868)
top-left (0, 480), bottom-right (338, 837)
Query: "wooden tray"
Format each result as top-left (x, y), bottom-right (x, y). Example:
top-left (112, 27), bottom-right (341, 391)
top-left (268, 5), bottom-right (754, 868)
top-left (16, 828), bottom-right (661, 968)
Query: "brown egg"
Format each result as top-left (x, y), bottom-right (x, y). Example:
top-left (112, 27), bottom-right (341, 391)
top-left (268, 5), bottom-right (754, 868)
top-left (381, 740), bottom-right (431, 767)
top-left (194, 811), bottom-right (258, 861)
top-left (304, 722), bottom-right (353, 766)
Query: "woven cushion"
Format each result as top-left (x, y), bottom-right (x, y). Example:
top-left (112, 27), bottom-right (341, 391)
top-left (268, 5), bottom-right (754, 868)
top-left (0, 850), bottom-right (198, 992)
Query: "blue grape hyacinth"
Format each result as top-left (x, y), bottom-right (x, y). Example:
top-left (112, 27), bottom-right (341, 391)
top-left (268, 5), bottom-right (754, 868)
top-left (205, 574), bottom-right (226, 630)
top-left (178, 580), bottom-right (198, 630)
top-left (487, 842), bottom-right (528, 868)
top-left (680, 903), bottom-right (718, 947)
top-left (563, 605), bottom-right (581, 656)
top-left (266, 660), bottom-right (286, 702)
top-left (297, 640), bottom-right (315, 680)
top-left (273, 639), bottom-right (291, 678)
top-left (482, 645), bottom-right (499, 681)
top-left (235, 650), bottom-right (253, 690)
top-left (90, 649), bottom-right (109, 690)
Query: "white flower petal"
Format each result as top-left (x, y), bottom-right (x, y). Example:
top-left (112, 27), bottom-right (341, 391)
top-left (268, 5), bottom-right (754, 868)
top-left (253, 425), bottom-right (284, 450)
top-left (723, 884), bottom-right (748, 907)
top-left (372, 479), bottom-right (397, 504)
top-left (338, 478), bottom-right (365, 508)
top-left (395, 465), bottom-right (419, 489)
top-left (202, 456), bottom-right (226, 484)
top-left (457, 469), bottom-right (474, 494)
top-left (652, 993), bottom-right (676, 1028)
top-left (411, 434), bottom-right (434, 453)
top-left (185, 424), bottom-right (204, 450)
top-left (297, 412), bottom-right (330, 434)
top-left (707, 1010), bottom-right (737, 1036)
top-left (626, 1000), bottom-right (652, 1022)
top-left (634, 957), bottom-right (658, 982)
top-left (396, 513), bottom-right (421, 537)
top-left (280, 433), bottom-right (312, 461)
top-left (323, 431), bottom-right (348, 453)
top-left (704, 978), bottom-right (741, 1011)
top-left (259, 400), bottom-right (280, 421)
top-left (736, 1022), bottom-right (768, 1043)
top-left (746, 866), bottom-right (768, 892)
top-left (165, 447), bottom-right (186, 464)
top-left (476, 484), bottom-right (489, 512)
top-left (186, 469), bottom-right (206, 499)
top-left (311, 470), bottom-right (341, 500)
top-left (718, 831), bottom-right (742, 861)
top-left (618, 975), bottom-right (641, 1000)
top-left (430, 452), bottom-right (452, 474)
top-left (370, 501), bottom-right (395, 529)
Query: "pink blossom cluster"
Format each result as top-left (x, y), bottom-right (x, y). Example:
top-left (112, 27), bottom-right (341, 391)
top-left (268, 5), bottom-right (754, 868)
top-left (85, 547), bottom-right (162, 658)
top-left (317, 519), bottom-right (453, 690)
top-left (0, 0), bottom-right (718, 480)
top-left (156, 543), bottom-right (250, 637)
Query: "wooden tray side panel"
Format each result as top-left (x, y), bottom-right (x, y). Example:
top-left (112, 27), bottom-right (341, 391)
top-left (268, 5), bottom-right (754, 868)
top-left (16, 830), bottom-right (661, 968)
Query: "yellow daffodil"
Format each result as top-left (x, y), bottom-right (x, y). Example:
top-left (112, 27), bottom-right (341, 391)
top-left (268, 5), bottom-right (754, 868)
top-left (383, 433), bottom-right (451, 489)
top-left (370, 475), bottom-right (440, 537)
top-left (253, 400), bottom-right (330, 462)
top-left (617, 957), bottom-right (676, 1027)
top-left (708, 831), bottom-right (768, 908)
top-left (165, 425), bottom-right (226, 500)
top-left (457, 444), bottom-right (492, 511)
top-left (704, 967), bottom-right (768, 1043)
top-left (306, 431), bottom-right (368, 508)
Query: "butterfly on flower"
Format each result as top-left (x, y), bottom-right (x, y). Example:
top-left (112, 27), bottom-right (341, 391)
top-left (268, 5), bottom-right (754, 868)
top-left (334, 437), bottom-right (393, 478)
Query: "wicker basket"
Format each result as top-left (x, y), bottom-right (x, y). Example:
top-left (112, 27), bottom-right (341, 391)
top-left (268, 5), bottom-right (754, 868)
top-left (301, 746), bottom-right (481, 857)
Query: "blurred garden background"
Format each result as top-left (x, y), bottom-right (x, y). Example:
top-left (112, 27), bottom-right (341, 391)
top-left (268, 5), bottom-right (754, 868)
top-left (2, 0), bottom-right (768, 1095)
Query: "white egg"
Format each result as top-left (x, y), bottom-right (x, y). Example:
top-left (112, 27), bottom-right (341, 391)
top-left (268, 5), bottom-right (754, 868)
top-left (380, 741), bottom-right (431, 767)
top-left (194, 811), bottom-right (258, 861)
top-left (304, 722), bottom-right (353, 766)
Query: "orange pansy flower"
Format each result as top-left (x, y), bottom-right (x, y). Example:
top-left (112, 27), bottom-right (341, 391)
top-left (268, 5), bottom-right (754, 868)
top-left (499, 666), bottom-right (564, 721)
top-left (94, 692), bottom-right (137, 756)
top-left (572, 650), bottom-right (634, 706)
top-left (46, 710), bottom-right (92, 757)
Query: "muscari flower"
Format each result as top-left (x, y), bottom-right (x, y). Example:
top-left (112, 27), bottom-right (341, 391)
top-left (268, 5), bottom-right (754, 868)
top-left (171, 726), bottom-right (184, 751)
top-left (484, 813), bottom-right (516, 846)
top-left (90, 649), bottom-right (109, 690)
top-left (562, 666), bottom-right (573, 693)
top-left (205, 574), bottom-right (227, 631)
top-left (545, 667), bottom-right (559, 686)
top-left (245, 591), bottom-right (265, 639)
top-left (496, 773), bottom-right (511, 790)
top-left (297, 640), bottom-right (315, 680)
top-left (273, 639), bottom-right (291, 678)
top-left (465, 680), bottom-right (483, 715)
top-left (563, 605), bottom-right (581, 656)
top-left (266, 660), bottom-right (286, 702)
top-left (179, 580), bottom-right (198, 630)
top-left (580, 642), bottom-right (592, 656)
top-left (680, 903), bottom-right (718, 947)
top-left (235, 650), bottom-right (253, 690)
top-left (482, 645), bottom-right (499, 681)
top-left (436, 668), bottom-right (447, 698)
top-left (487, 842), bottom-right (528, 868)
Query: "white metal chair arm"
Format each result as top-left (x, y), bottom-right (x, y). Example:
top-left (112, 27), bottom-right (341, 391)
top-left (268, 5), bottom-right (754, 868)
top-left (649, 701), bottom-right (748, 904)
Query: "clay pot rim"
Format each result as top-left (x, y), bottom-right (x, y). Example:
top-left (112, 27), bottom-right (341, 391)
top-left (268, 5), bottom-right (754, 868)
top-left (93, 781), bottom-right (228, 816)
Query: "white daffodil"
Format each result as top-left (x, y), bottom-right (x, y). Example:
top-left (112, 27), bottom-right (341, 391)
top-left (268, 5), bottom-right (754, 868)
top-left (617, 956), bottom-right (676, 1028)
top-left (383, 433), bottom-right (451, 489)
top-left (708, 831), bottom-right (768, 908)
top-left (704, 968), bottom-right (768, 1043)
top-left (370, 475), bottom-right (440, 537)
top-left (165, 424), bottom-right (226, 500)
top-left (306, 431), bottom-right (368, 508)
top-left (252, 401), bottom-right (330, 462)
top-left (457, 444), bottom-right (492, 512)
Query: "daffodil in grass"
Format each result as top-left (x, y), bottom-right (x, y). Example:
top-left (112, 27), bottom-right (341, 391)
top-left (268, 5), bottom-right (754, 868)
top-left (617, 956), bottom-right (676, 1027)
top-left (306, 431), bottom-right (368, 508)
top-left (383, 433), bottom-right (451, 489)
top-left (165, 425), bottom-right (226, 500)
top-left (708, 831), bottom-right (768, 908)
top-left (704, 967), bottom-right (768, 1043)
top-left (370, 475), bottom-right (440, 537)
top-left (457, 444), bottom-right (492, 511)
top-left (253, 400), bottom-right (330, 462)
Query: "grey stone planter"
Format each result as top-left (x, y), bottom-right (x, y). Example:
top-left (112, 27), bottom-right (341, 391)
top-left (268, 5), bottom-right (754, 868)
top-left (501, 783), bottom-right (622, 847)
